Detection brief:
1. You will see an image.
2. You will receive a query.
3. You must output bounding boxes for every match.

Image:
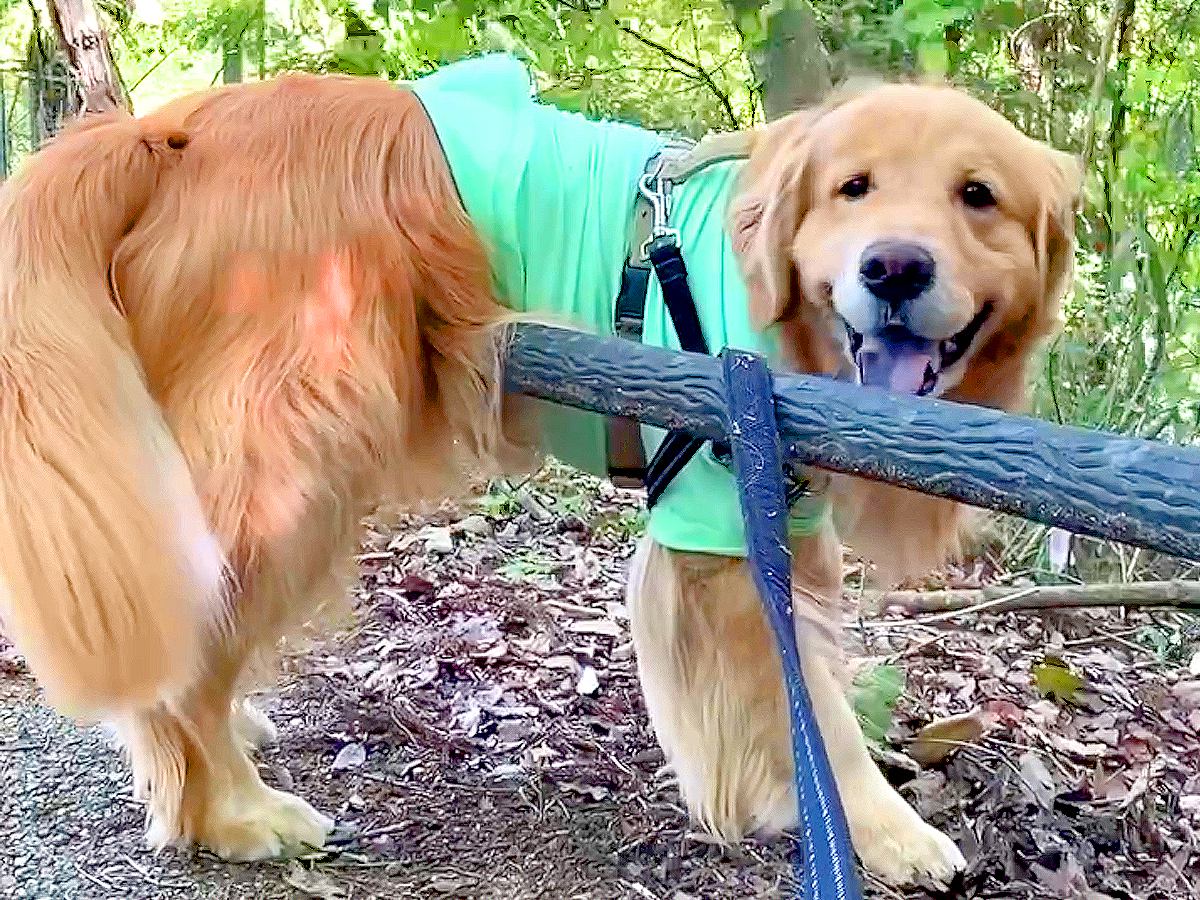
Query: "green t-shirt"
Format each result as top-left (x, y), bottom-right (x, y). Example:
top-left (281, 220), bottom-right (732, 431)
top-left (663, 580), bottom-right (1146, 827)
top-left (412, 54), bottom-right (828, 555)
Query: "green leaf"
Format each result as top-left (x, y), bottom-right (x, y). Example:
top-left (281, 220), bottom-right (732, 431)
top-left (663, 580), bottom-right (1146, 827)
top-left (853, 663), bottom-right (904, 744)
top-left (917, 40), bottom-right (949, 76)
top-left (1164, 103), bottom-right (1195, 176)
top-left (1032, 655), bottom-right (1083, 703)
top-left (419, 7), bottom-right (467, 60)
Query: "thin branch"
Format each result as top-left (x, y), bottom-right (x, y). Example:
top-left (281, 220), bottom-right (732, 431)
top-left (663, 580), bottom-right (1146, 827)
top-left (126, 44), bottom-right (176, 93)
top-left (1081, 0), bottom-right (1135, 174)
top-left (867, 580), bottom-right (1200, 618)
top-left (863, 586), bottom-right (1041, 627)
top-left (617, 24), bottom-right (739, 129)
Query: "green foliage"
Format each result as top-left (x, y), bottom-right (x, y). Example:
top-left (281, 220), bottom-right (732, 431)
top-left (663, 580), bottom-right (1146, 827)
top-left (498, 549), bottom-right (558, 581)
top-left (1032, 654), bottom-right (1084, 703)
top-left (476, 486), bottom-right (522, 518)
top-left (1136, 617), bottom-right (1200, 664)
top-left (595, 506), bottom-right (648, 540)
top-left (852, 663), bottom-right (904, 743)
top-left (97, 0), bottom-right (757, 134)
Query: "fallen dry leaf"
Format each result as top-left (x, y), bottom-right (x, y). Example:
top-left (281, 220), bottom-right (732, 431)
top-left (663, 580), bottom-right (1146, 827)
top-left (1018, 750), bottom-right (1056, 809)
top-left (396, 573), bottom-right (435, 599)
top-left (1180, 794), bottom-right (1200, 821)
top-left (566, 618), bottom-right (623, 637)
top-left (428, 872), bottom-right (475, 894)
top-left (420, 526), bottom-right (454, 554)
top-left (284, 862), bottom-right (347, 899)
top-left (909, 708), bottom-right (996, 766)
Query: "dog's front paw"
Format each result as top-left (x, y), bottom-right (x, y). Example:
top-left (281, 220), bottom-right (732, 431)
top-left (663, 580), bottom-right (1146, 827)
top-left (192, 784), bottom-right (334, 861)
top-left (850, 797), bottom-right (965, 888)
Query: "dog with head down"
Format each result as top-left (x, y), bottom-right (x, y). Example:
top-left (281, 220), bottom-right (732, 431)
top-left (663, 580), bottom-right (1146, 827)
top-left (0, 54), bottom-right (1076, 887)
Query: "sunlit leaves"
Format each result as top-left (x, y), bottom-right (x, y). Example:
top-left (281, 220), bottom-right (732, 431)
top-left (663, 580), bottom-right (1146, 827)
top-left (3, 0), bottom-right (1198, 467)
top-left (1033, 655), bottom-right (1084, 704)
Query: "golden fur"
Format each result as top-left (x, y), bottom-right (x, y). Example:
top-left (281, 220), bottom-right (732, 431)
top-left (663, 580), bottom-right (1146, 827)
top-left (0, 72), bottom-right (1078, 885)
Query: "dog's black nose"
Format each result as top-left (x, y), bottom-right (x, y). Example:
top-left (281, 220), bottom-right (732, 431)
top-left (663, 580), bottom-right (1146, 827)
top-left (859, 242), bottom-right (936, 308)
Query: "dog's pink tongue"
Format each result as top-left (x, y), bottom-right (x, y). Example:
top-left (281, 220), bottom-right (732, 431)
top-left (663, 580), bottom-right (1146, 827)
top-left (856, 331), bottom-right (937, 394)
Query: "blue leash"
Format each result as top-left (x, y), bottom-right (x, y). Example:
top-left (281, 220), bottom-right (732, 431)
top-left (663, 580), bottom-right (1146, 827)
top-left (720, 348), bottom-right (863, 900)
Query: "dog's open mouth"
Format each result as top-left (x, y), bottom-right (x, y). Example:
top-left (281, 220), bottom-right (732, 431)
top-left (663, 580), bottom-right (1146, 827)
top-left (843, 302), bottom-right (993, 396)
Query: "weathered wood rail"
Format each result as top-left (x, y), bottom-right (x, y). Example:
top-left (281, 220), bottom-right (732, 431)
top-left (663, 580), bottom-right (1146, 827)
top-left (505, 323), bottom-right (1200, 561)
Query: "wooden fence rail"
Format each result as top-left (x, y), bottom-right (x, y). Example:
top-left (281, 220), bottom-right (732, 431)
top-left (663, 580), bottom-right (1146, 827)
top-left (505, 323), bottom-right (1200, 562)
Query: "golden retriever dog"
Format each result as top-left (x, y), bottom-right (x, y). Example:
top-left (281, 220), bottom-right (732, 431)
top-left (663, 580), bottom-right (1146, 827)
top-left (0, 56), bottom-right (1077, 889)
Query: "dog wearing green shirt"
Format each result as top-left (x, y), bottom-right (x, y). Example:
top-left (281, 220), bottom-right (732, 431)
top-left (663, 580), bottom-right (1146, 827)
top-left (0, 53), bottom-right (1077, 887)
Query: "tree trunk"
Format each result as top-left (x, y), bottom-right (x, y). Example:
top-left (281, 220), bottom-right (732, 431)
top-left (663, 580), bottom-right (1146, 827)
top-left (45, 0), bottom-right (128, 115)
top-left (723, 0), bottom-right (832, 120)
top-left (257, 0), bottom-right (267, 81)
top-left (223, 36), bottom-right (244, 84)
top-left (0, 73), bottom-right (9, 179)
top-left (25, 26), bottom-right (73, 145)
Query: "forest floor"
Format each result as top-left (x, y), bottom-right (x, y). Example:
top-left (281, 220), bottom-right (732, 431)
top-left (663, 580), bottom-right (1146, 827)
top-left (1, 463), bottom-right (1198, 900)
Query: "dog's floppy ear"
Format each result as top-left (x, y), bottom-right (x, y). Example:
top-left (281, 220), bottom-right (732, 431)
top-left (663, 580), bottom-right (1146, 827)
top-left (729, 112), bottom-right (817, 329)
top-left (730, 81), bottom-right (871, 329)
top-left (1033, 145), bottom-right (1082, 312)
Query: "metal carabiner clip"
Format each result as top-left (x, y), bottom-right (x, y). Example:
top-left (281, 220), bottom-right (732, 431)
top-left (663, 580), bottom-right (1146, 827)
top-left (638, 170), bottom-right (680, 258)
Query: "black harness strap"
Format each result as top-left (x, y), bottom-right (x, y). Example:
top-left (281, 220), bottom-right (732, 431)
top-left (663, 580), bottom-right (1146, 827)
top-left (613, 263), bottom-right (650, 342)
top-left (612, 137), bottom-right (751, 507)
top-left (641, 238), bottom-right (713, 507)
top-left (647, 240), bottom-right (709, 356)
top-left (606, 239), bottom-right (653, 486)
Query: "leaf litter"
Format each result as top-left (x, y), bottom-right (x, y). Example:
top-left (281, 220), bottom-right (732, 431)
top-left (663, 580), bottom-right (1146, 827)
top-left (0, 460), bottom-right (1196, 898)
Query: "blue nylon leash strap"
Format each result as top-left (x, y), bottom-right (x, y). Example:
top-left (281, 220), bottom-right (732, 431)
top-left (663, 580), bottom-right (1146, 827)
top-left (720, 348), bottom-right (863, 900)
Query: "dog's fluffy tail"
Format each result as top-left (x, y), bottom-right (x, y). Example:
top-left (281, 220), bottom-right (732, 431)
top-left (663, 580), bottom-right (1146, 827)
top-left (0, 114), bottom-right (226, 715)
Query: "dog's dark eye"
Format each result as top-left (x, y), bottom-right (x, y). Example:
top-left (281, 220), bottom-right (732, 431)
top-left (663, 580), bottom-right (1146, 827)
top-left (839, 175), bottom-right (871, 200)
top-left (961, 180), bottom-right (996, 209)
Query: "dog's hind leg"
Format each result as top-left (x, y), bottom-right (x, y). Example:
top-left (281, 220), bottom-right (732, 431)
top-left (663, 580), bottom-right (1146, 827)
top-left (117, 618), bottom-right (334, 861)
top-left (117, 521), bottom-right (361, 861)
top-left (627, 533), bottom-right (966, 888)
top-left (627, 537), bottom-right (797, 839)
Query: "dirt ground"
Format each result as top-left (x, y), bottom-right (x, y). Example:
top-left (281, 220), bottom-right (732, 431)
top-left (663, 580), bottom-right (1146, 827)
top-left (1, 464), bottom-right (1197, 900)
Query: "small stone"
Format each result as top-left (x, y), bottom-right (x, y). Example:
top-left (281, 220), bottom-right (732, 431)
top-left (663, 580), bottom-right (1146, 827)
top-left (421, 526), bottom-right (454, 554)
top-left (457, 515), bottom-right (491, 536)
top-left (575, 666), bottom-right (600, 696)
top-left (331, 742), bottom-right (367, 771)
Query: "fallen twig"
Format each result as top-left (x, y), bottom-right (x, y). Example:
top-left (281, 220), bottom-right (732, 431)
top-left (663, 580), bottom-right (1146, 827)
top-left (867, 579), bottom-right (1200, 616)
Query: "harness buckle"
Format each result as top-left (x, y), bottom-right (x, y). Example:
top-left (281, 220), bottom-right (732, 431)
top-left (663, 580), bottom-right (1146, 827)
top-left (637, 170), bottom-right (679, 258)
top-left (711, 441), bottom-right (828, 507)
